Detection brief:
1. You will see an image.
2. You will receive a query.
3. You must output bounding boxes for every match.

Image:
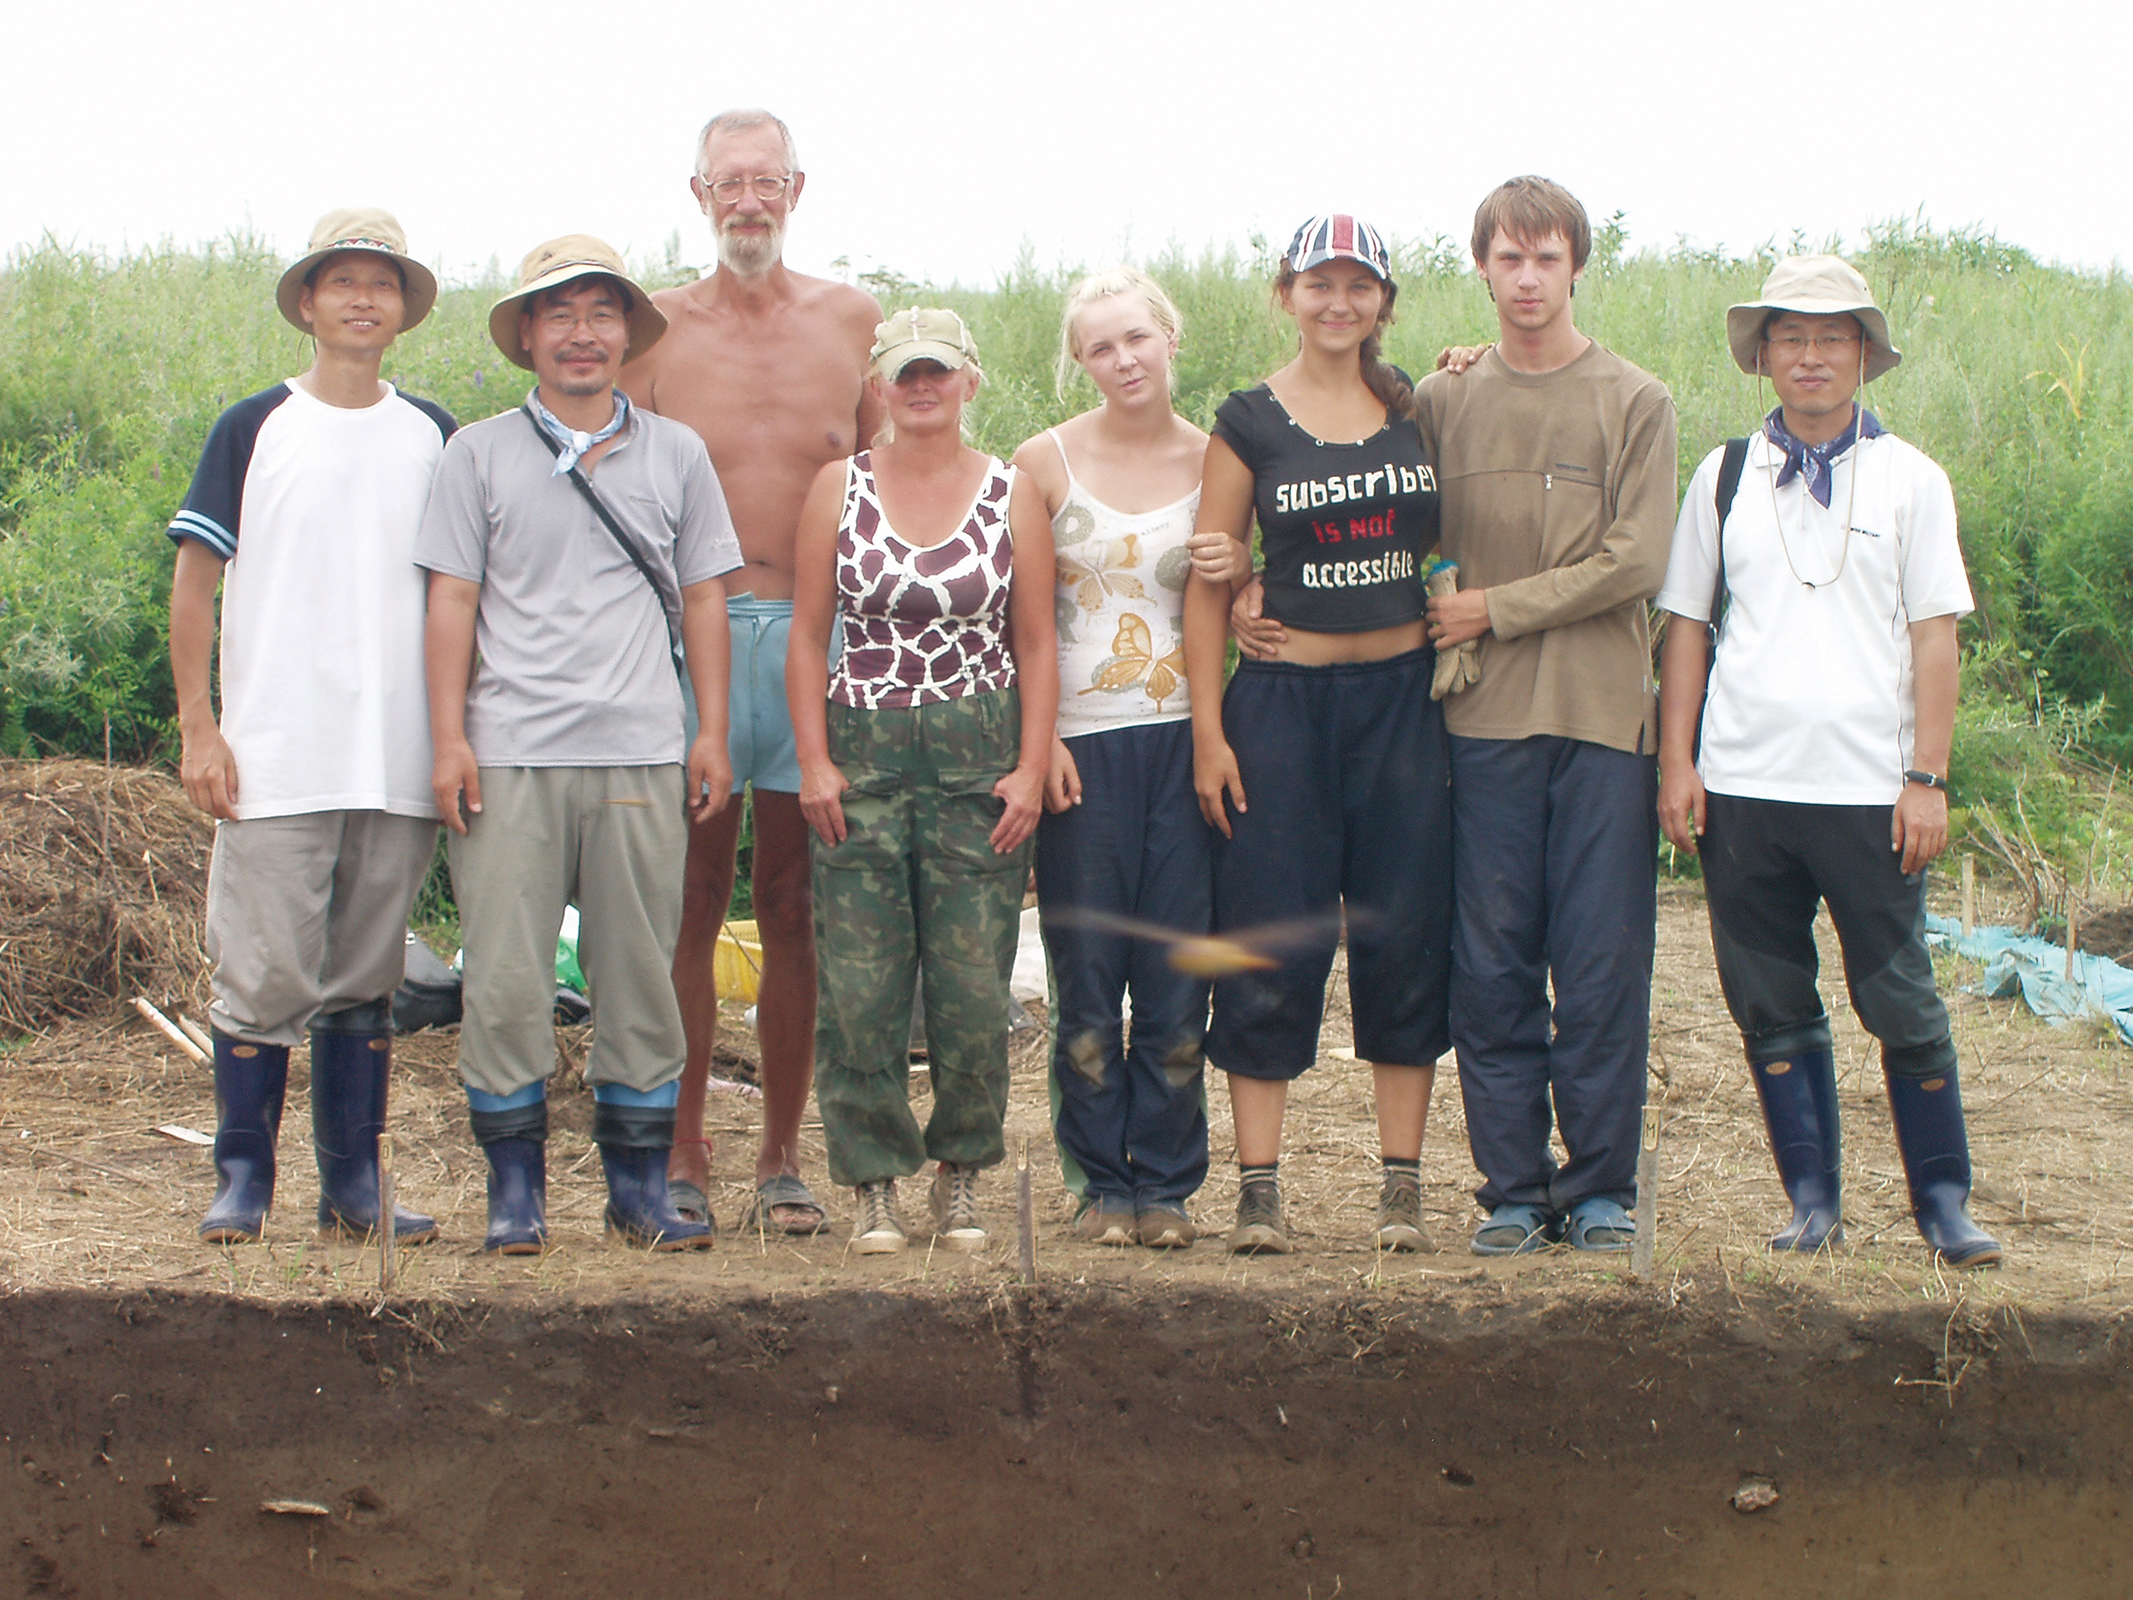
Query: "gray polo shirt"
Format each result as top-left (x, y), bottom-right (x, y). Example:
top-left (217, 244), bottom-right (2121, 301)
top-left (416, 402), bottom-right (741, 767)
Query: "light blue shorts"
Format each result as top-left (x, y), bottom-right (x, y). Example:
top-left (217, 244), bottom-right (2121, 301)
top-left (683, 596), bottom-right (802, 795)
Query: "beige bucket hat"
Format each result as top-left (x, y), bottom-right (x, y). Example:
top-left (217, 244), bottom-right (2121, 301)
top-left (276, 207), bottom-right (438, 333)
top-left (869, 307), bottom-right (980, 380)
top-left (1726, 255), bottom-right (1901, 382)
top-left (487, 235), bottom-right (668, 370)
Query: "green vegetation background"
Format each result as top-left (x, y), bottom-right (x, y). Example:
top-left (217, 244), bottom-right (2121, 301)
top-left (3, 220), bottom-right (2128, 917)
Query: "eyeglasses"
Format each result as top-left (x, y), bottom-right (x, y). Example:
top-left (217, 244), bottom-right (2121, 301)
top-left (1765, 332), bottom-right (1861, 355)
top-left (698, 174), bottom-right (794, 203)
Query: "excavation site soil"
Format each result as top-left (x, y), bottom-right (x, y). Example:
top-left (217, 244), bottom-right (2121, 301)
top-left (0, 766), bottom-right (2126, 1596)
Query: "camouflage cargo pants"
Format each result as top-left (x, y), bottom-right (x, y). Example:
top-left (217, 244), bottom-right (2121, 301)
top-left (814, 690), bottom-right (1029, 1187)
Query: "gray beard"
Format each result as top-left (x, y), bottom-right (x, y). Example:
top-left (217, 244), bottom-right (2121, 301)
top-left (716, 219), bottom-right (783, 277)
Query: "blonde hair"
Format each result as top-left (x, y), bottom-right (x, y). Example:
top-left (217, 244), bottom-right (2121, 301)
top-left (1055, 267), bottom-right (1183, 396)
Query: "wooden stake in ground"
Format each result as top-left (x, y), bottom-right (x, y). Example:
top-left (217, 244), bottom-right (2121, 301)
top-left (1016, 1136), bottom-right (1035, 1284)
top-left (2067, 908), bottom-right (2079, 980)
top-left (1631, 1105), bottom-right (1659, 1282)
top-left (1961, 854), bottom-right (1976, 938)
top-left (378, 1135), bottom-right (397, 1293)
top-left (133, 996), bottom-right (207, 1065)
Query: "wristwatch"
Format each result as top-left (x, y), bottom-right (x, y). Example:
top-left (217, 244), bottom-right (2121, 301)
top-left (1902, 769), bottom-right (1949, 793)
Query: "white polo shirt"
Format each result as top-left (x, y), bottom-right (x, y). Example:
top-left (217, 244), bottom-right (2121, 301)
top-left (1658, 429), bottom-right (1973, 806)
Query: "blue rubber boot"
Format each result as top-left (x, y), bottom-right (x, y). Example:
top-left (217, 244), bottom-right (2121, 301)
top-left (1748, 1048), bottom-right (1844, 1252)
top-left (595, 1087), bottom-right (712, 1252)
top-left (1885, 1066), bottom-right (2001, 1267)
top-left (311, 1002), bottom-right (439, 1244)
top-left (469, 1088), bottom-right (548, 1255)
top-left (200, 1033), bottom-right (289, 1243)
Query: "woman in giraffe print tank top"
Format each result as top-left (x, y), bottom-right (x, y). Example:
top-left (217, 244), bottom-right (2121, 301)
top-left (787, 308), bottom-right (1058, 1256)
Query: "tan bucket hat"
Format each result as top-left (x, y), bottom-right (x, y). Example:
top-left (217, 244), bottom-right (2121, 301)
top-left (276, 207), bottom-right (439, 333)
top-left (869, 307), bottom-right (980, 379)
top-left (487, 235), bottom-right (667, 370)
top-left (1726, 255), bottom-right (1901, 382)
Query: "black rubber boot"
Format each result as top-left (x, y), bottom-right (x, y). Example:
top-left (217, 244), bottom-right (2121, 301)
top-left (311, 1002), bottom-right (439, 1244)
top-left (595, 1102), bottom-right (712, 1252)
top-left (1885, 1065), bottom-right (2002, 1268)
top-left (1748, 1048), bottom-right (1844, 1252)
top-left (201, 1032), bottom-right (289, 1243)
top-left (470, 1100), bottom-right (549, 1255)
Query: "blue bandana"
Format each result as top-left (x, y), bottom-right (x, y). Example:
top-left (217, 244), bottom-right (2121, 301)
top-left (1763, 404), bottom-right (1884, 508)
top-left (529, 389), bottom-right (631, 476)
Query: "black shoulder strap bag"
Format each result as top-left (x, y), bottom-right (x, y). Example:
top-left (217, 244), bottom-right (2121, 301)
top-left (1691, 435), bottom-right (1751, 759)
top-left (521, 404), bottom-right (685, 669)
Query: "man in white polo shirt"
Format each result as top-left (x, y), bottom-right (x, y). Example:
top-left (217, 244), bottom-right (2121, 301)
top-left (1656, 255), bottom-right (2000, 1268)
top-left (168, 207), bottom-right (453, 1246)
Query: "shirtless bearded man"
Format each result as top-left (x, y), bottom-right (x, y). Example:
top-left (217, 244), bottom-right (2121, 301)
top-left (621, 109), bottom-right (883, 1233)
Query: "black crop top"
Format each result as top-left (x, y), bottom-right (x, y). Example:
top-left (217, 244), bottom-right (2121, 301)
top-left (1212, 384), bottom-right (1439, 633)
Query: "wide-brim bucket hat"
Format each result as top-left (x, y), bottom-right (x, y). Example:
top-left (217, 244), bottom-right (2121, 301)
top-left (1726, 255), bottom-right (1901, 382)
top-left (276, 207), bottom-right (438, 333)
top-left (487, 235), bottom-right (667, 370)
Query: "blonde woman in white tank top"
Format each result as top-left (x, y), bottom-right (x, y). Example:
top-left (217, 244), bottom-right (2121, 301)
top-left (1009, 269), bottom-right (1213, 1250)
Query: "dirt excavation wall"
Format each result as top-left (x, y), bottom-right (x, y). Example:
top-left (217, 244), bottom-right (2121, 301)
top-left (1, 1287), bottom-right (2126, 1599)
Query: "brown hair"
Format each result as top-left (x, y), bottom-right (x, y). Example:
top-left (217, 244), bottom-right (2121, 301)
top-left (1470, 176), bottom-right (1591, 270)
top-left (1271, 262), bottom-right (1414, 420)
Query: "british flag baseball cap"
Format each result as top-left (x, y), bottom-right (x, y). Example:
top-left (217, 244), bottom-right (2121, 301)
top-left (1285, 214), bottom-right (1392, 281)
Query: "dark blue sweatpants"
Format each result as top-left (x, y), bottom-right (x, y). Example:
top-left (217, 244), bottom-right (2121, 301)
top-left (1035, 720), bottom-right (1211, 1207)
top-left (1449, 734), bottom-right (1656, 1213)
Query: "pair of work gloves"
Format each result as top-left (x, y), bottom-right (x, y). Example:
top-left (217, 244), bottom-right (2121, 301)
top-left (1426, 562), bottom-right (1481, 702)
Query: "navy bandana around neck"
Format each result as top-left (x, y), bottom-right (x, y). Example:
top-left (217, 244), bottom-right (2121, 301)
top-left (1763, 404), bottom-right (1884, 508)
top-left (529, 388), bottom-right (630, 476)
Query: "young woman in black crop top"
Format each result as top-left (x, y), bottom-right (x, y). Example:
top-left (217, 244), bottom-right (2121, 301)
top-left (1181, 214), bottom-right (1453, 1258)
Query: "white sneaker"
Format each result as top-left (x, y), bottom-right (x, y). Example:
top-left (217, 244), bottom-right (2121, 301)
top-left (929, 1163), bottom-right (986, 1252)
top-left (853, 1180), bottom-right (907, 1255)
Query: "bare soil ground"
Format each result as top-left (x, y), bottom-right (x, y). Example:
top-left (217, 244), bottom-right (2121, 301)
top-left (2, 880), bottom-right (2129, 1597)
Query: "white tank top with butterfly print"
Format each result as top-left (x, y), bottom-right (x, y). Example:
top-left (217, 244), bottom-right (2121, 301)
top-left (1047, 429), bottom-right (1201, 740)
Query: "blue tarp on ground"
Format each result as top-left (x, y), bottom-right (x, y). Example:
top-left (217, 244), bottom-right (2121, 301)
top-left (1925, 914), bottom-right (2133, 1046)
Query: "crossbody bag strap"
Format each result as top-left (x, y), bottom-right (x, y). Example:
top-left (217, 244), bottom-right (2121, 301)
top-left (1691, 436), bottom-right (1752, 763)
top-left (521, 404), bottom-right (684, 663)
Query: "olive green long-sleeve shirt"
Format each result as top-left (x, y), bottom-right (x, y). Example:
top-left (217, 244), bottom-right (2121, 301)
top-left (1416, 341), bottom-right (1678, 755)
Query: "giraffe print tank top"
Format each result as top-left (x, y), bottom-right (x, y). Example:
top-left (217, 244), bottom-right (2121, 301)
top-left (828, 450), bottom-right (1019, 710)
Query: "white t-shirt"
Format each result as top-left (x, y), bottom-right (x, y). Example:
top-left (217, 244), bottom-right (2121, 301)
top-left (167, 381), bottom-right (454, 821)
top-left (1657, 429), bottom-right (1973, 806)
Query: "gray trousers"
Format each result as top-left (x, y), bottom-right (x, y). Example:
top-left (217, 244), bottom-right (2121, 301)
top-left (205, 810), bottom-right (439, 1046)
top-left (447, 765), bottom-right (689, 1098)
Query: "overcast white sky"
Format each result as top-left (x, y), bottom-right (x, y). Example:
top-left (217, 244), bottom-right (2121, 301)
top-left (11, 0), bottom-right (2129, 287)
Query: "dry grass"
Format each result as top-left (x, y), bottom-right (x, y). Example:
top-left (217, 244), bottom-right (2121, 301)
top-left (0, 759), bottom-right (213, 1034)
top-left (0, 879), bottom-right (2124, 1322)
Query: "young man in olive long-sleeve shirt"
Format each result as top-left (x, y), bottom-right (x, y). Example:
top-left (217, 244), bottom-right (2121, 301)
top-left (1417, 176), bottom-right (1678, 1257)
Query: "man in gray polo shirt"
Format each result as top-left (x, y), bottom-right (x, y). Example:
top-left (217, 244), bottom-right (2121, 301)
top-left (419, 236), bottom-right (743, 1253)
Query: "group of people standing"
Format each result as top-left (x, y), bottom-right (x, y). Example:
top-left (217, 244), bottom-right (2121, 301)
top-left (167, 108), bottom-right (2001, 1270)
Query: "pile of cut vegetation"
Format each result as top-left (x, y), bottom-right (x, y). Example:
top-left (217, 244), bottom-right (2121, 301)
top-left (0, 760), bottom-right (211, 1033)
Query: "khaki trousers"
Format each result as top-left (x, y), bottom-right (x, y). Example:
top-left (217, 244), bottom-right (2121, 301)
top-left (205, 810), bottom-right (439, 1046)
top-left (448, 765), bottom-right (689, 1098)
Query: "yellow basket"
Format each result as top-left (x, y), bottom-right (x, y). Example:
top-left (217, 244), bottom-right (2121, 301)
top-left (714, 920), bottom-right (763, 1005)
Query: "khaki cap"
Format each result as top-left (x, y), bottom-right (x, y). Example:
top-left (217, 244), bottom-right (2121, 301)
top-left (1726, 255), bottom-right (1901, 382)
top-left (276, 207), bottom-right (439, 333)
top-left (869, 307), bottom-right (980, 380)
top-left (487, 235), bottom-right (668, 370)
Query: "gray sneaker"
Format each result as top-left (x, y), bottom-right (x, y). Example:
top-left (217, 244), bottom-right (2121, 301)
top-left (1374, 1175), bottom-right (1434, 1253)
top-left (1227, 1181), bottom-right (1292, 1255)
top-left (929, 1163), bottom-right (986, 1251)
top-left (853, 1180), bottom-right (907, 1255)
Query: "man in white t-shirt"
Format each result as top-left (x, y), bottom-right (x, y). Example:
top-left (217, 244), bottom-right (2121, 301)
top-left (1655, 255), bottom-right (2000, 1268)
top-left (168, 207), bottom-right (454, 1246)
